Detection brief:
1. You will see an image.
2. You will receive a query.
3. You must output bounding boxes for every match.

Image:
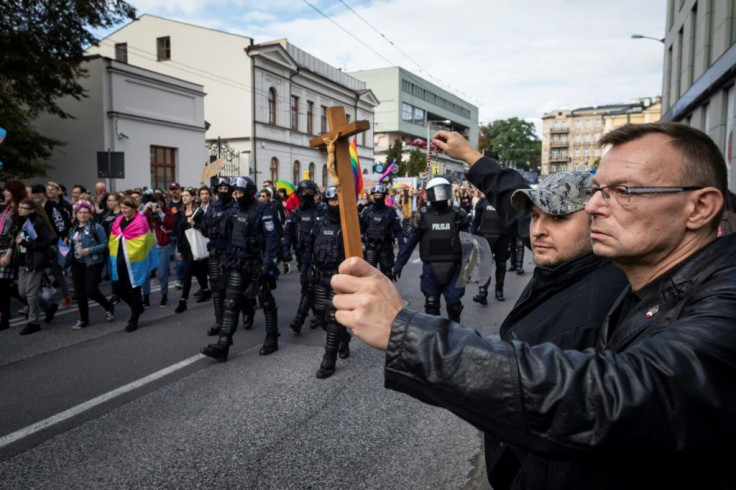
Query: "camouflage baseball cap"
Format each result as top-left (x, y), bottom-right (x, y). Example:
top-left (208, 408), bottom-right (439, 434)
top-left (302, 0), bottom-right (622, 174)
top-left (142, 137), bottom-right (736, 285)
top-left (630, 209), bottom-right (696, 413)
top-left (511, 171), bottom-right (592, 216)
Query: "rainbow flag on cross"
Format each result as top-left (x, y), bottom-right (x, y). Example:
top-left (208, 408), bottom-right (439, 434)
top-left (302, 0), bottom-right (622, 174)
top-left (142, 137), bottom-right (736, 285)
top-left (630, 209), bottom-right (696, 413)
top-left (349, 137), bottom-right (363, 197)
top-left (109, 214), bottom-right (159, 288)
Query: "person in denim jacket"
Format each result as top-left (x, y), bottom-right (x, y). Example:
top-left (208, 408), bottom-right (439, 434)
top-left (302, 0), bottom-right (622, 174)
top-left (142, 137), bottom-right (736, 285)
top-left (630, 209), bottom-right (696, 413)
top-left (68, 200), bottom-right (114, 329)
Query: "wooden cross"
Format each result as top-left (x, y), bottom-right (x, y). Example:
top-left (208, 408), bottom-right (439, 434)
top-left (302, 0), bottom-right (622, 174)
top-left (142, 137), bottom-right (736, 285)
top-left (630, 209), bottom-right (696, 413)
top-left (309, 106), bottom-right (369, 259)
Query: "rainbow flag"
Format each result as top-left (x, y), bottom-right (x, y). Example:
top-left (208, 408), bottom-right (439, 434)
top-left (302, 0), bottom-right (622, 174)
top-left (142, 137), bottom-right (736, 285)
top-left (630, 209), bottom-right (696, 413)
top-left (109, 213), bottom-right (159, 288)
top-left (350, 137), bottom-right (363, 197)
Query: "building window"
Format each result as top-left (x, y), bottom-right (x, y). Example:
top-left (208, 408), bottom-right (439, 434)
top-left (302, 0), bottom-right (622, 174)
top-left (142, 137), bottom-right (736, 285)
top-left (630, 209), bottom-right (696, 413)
top-left (322, 164), bottom-right (328, 187)
top-left (270, 157), bottom-right (279, 183)
top-left (268, 88), bottom-right (276, 125)
top-left (150, 146), bottom-right (176, 189)
top-left (413, 107), bottom-right (424, 124)
top-left (320, 105), bottom-right (327, 133)
top-left (401, 102), bottom-right (413, 122)
top-left (293, 160), bottom-right (301, 184)
top-left (307, 101), bottom-right (314, 134)
top-left (290, 95), bottom-right (299, 131)
top-left (156, 36), bottom-right (171, 61)
top-left (575, 120), bottom-right (581, 129)
top-left (584, 134), bottom-right (590, 143)
top-left (595, 119), bottom-right (601, 127)
top-left (308, 162), bottom-right (315, 181)
top-left (115, 43), bottom-right (128, 63)
top-left (585, 120), bottom-right (591, 128)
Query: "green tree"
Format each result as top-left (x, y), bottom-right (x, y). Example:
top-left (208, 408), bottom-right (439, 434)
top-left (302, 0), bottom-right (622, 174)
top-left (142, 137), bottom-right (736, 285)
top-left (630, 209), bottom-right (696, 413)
top-left (479, 117), bottom-right (541, 171)
top-left (0, 1), bottom-right (135, 179)
top-left (407, 148), bottom-right (427, 179)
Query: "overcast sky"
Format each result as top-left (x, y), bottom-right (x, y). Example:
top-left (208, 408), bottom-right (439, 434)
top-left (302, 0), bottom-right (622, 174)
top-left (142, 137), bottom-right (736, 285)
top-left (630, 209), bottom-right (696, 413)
top-left (103, 0), bottom-right (667, 131)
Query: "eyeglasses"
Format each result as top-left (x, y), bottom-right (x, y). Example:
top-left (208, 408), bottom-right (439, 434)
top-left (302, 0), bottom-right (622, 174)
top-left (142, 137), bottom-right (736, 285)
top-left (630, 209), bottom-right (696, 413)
top-left (18, 206), bottom-right (33, 211)
top-left (581, 185), bottom-right (703, 206)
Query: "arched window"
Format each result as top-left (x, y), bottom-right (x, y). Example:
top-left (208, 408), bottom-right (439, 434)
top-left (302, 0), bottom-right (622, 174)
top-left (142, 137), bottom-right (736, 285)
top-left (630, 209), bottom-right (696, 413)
top-left (270, 157), bottom-right (279, 183)
top-left (293, 160), bottom-right (300, 184)
top-left (308, 162), bottom-right (315, 181)
top-left (268, 88), bottom-right (276, 125)
top-left (322, 164), bottom-right (328, 187)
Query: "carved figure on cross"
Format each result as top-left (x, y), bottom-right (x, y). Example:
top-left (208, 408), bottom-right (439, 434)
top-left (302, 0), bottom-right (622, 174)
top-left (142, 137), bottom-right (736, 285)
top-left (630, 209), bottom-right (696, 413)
top-left (309, 106), bottom-right (370, 259)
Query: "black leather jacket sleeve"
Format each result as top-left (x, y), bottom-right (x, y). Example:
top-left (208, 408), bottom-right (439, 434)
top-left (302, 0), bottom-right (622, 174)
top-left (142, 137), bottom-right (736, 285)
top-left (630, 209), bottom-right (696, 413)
top-left (385, 265), bottom-right (736, 459)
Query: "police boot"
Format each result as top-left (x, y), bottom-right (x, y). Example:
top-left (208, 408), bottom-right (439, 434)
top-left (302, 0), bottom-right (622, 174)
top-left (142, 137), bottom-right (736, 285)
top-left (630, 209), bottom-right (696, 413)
top-left (473, 287), bottom-right (488, 306)
top-left (210, 292), bottom-right (224, 336)
top-left (495, 263), bottom-right (506, 301)
top-left (338, 329), bottom-right (352, 359)
top-left (447, 302), bottom-right (463, 323)
top-left (242, 298), bottom-right (256, 330)
top-left (259, 308), bottom-right (280, 356)
top-left (290, 295), bottom-right (311, 334)
top-left (200, 336), bottom-right (232, 362)
top-left (424, 295), bottom-right (441, 316)
top-left (317, 330), bottom-right (341, 379)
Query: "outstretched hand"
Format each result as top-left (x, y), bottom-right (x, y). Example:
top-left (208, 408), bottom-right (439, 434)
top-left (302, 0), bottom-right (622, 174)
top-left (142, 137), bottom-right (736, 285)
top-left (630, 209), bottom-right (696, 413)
top-left (432, 130), bottom-right (483, 166)
top-left (331, 257), bottom-right (404, 351)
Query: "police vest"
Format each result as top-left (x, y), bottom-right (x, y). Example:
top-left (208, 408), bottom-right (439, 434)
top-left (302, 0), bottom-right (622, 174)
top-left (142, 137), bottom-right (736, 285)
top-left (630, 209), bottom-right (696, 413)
top-left (419, 208), bottom-right (463, 263)
top-left (477, 199), bottom-right (504, 237)
top-left (365, 206), bottom-right (393, 242)
top-left (231, 202), bottom-right (266, 259)
top-left (208, 201), bottom-right (234, 251)
top-left (312, 217), bottom-right (344, 269)
top-left (294, 205), bottom-right (323, 250)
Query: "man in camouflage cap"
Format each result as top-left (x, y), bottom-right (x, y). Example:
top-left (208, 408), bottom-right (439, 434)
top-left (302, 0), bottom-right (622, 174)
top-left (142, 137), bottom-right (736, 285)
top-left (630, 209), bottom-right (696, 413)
top-left (509, 171), bottom-right (595, 268)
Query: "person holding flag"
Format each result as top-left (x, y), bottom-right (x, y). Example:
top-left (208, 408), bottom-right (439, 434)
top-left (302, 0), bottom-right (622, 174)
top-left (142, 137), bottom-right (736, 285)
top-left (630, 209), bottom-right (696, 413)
top-left (108, 196), bottom-right (159, 332)
top-left (15, 198), bottom-right (59, 335)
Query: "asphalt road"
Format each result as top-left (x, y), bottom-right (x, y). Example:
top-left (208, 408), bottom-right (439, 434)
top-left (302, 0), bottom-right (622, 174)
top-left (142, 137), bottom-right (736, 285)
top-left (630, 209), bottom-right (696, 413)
top-left (0, 250), bottom-right (534, 489)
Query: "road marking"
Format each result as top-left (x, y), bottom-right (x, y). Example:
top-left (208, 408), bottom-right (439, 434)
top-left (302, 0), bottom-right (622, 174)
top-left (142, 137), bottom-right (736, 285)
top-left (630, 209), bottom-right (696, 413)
top-left (0, 353), bottom-right (204, 449)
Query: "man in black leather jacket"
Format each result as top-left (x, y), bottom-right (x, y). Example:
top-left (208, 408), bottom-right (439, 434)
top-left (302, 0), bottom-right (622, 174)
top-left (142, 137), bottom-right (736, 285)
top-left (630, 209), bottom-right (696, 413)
top-left (332, 122), bottom-right (735, 489)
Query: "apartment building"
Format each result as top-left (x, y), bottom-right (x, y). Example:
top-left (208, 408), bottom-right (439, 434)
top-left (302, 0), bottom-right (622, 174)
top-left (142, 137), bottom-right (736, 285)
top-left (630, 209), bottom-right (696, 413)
top-left (541, 97), bottom-right (661, 176)
top-left (660, 0), bottom-right (736, 191)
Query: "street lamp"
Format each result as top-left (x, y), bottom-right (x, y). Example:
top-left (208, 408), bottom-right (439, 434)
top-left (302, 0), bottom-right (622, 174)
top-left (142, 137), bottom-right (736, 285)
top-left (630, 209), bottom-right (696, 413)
top-left (631, 33), bottom-right (664, 44)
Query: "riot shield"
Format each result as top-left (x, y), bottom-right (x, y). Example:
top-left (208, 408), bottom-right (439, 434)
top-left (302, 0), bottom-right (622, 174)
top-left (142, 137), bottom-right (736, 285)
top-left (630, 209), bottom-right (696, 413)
top-left (456, 231), bottom-right (493, 288)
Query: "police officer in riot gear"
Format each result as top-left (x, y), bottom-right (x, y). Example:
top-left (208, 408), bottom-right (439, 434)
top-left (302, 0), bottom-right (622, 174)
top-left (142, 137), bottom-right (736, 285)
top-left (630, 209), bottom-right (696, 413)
top-left (200, 176), bottom-right (280, 361)
top-left (302, 186), bottom-right (352, 378)
top-left (393, 177), bottom-right (470, 322)
top-left (470, 193), bottom-right (513, 303)
top-left (282, 180), bottom-right (325, 333)
top-left (360, 184), bottom-right (404, 278)
top-left (202, 177), bottom-right (237, 336)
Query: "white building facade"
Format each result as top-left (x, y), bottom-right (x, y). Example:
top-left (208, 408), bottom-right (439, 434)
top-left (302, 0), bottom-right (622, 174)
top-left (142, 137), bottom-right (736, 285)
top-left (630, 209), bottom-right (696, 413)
top-left (87, 15), bottom-right (378, 189)
top-left (32, 55), bottom-right (207, 192)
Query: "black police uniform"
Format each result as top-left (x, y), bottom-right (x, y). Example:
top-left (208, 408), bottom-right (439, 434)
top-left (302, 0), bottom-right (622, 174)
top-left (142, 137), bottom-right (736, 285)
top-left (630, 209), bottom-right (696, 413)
top-left (394, 202), bottom-right (470, 322)
top-left (360, 198), bottom-right (404, 277)
top-left (202, 196), bottom-right (237, 335)
top-left (301, 204), bottom-right (353, 378)
top-left (282, 198), bottom-right (325, 332)
top-left (201, 192), bottom-right (280, 361)
top-left (470, 197), bottom-right (514, 302)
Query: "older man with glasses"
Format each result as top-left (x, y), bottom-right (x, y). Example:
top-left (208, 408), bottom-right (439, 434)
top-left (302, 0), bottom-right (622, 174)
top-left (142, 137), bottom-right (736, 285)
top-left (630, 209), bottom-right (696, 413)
top-left (332, 122), bottom-right (735, 488)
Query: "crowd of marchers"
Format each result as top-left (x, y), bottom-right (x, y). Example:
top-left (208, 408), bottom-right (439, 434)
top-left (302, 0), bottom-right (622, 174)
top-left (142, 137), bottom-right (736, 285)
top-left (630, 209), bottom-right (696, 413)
top-left (0, 172), bottom-right (528, 379)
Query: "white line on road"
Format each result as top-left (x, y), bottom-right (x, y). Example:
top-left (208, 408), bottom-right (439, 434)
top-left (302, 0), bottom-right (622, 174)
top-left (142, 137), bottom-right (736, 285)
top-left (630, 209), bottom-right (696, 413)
top-left (0, 353), bottom-right (204, 450)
